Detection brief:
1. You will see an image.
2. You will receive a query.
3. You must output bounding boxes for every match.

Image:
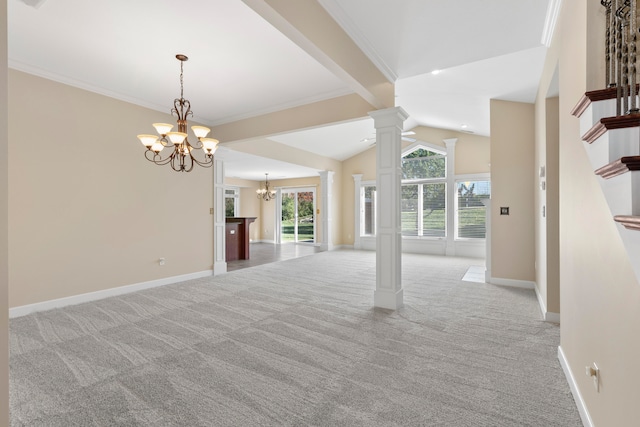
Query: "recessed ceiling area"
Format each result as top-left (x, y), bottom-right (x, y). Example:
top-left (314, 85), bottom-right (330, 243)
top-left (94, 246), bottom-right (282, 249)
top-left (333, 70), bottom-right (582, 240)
top-left (267, 118), bottom-right (375, 162)
top-left (216, 147), bottom-right (320, 182)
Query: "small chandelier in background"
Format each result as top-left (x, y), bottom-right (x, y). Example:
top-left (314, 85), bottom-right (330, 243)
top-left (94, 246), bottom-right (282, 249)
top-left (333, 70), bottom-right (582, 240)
top-left (137, 54), bottom-right (219, 172)
top-left (256, 173), bottom-right (277, 201)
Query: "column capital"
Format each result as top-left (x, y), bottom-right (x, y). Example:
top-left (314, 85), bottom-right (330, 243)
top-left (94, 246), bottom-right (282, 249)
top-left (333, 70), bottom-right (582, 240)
top-left (368, 107), bottom-right (409, 129)
top-left (319, 170), bottom-right (335, 183)
top-left (352, 173), bottom-right (363, 182)
top-left (443, 138), bottom-right (458, 148)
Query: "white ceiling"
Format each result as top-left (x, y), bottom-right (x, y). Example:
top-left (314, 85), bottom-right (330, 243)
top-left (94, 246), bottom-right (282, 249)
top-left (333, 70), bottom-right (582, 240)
top-left (268, 118), bottom-right (375, 162)
top-left (216, 146), bottom-right (320, 181)
top-left (8, 0), bottom-right (553, 180)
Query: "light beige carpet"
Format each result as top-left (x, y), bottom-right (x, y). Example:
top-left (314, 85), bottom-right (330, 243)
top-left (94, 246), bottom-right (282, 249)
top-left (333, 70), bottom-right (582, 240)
top-left (10, 249), bottom-right (581, 426)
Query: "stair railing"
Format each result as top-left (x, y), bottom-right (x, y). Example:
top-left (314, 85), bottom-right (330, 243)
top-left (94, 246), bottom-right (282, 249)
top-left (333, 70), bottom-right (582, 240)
top-left (602, 0), bottom-right (639, 115)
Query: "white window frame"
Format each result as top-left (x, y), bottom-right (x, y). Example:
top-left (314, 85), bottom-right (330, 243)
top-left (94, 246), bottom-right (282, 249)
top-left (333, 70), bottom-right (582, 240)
top-left (224, 186), bottom-right (240, 217)
top-left (277, 186), bottom-right (317, 245)
top-left (360, 180), bottom-right (376, 237)
top-left (454, 173), bottom-right (491, 240)
top-left (401, 142), bottom-right (448, 239)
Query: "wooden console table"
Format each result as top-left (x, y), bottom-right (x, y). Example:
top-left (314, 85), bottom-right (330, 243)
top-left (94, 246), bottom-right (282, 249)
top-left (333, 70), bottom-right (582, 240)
top-left (225, 217), bottom-right (256, 261)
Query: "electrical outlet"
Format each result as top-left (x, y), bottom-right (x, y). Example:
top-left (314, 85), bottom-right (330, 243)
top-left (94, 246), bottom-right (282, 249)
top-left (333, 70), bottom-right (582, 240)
top-left (159, 258), bottom-right (165, 266)
top-left (586, 363), bottom-right (600, 392)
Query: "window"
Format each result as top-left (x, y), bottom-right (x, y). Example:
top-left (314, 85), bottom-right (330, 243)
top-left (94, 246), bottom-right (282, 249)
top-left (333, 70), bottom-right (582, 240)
top-left (456, 180), bottom-right (490, 239)
top-left (225, 188), bottom-right (239, 217)
top-left (401, 147), bottom-right (447, 237)
top-left (402, 148), bottom-right (445, 180)
top-left (356, 141), bottom-right (490, 245)
top-left (401, 184), bottom-right (419, 235)
top-left (422, 182), bottom-right (446, 237)
top-left (363, 185), bottom-right (376, 235)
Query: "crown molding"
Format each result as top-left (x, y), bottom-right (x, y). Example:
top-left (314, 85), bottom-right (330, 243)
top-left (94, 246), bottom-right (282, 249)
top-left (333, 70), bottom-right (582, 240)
top-left (541, 0), bottom-right (562, 47)
top-left (9, 59), bottom-right (172, 116)
top-left (9, 59), bottom-right (354, 128)
top-left (317, 0), bottom-right (397, 83)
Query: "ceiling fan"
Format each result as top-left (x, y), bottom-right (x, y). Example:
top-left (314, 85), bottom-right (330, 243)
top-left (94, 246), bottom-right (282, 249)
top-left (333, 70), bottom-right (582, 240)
top-left (361, 131), bottom-right (416, 146)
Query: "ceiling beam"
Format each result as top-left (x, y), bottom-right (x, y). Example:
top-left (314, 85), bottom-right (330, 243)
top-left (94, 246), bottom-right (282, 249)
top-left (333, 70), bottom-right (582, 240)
top-left (211, 93), bottom-right (374, 143)
top-left (242, 0), bottom-right (394, 111)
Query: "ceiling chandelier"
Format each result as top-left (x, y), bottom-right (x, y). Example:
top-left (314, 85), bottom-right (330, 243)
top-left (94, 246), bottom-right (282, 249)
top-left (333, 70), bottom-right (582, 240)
top-left (256, 173), bottom-right (277, 201)
top-left (137, 54), bottom-right (219, 172)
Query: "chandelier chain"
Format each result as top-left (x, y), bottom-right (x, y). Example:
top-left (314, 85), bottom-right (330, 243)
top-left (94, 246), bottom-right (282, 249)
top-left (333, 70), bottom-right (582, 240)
top-left (179, 59), bottom-right (184, 100)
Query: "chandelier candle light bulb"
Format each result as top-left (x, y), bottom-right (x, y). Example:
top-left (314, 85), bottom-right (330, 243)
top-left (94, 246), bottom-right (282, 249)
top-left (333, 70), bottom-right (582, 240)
top-left (136, 54), bottom-right (219, 172)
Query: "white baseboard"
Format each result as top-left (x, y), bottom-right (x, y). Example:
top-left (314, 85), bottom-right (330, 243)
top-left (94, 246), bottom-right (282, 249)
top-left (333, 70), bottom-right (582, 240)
top-left (9, 270), bottom-right (213, 318)
top-left (255, 239), bottom-right (276, 244)
top-left (336, 244), bottom-right (354, 249)
top-left (489, 276), bottom-right (535, 290)
top-left (543, 311), bottom-right (560, 323)
top-left (558, 346), bottom-right (594, 427)
top-left (534, 285), bottom-right (561, 323)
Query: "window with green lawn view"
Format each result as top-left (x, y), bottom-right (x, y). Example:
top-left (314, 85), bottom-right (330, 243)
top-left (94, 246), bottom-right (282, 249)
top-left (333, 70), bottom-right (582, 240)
top-left (360, 145), bottom-right (490, 239)
top-left (363, 185), bottom-right (376, 236)
top-left (456, 180), bottom-right (491, 239)
top-left (401, 147), bottom-right (446, 237)
top-left (281, 189), bottom-right (315, 243)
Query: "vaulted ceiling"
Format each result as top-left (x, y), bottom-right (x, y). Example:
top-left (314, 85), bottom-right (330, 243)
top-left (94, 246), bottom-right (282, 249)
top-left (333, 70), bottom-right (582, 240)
top-left (8, 0), bottom-right (553, 179)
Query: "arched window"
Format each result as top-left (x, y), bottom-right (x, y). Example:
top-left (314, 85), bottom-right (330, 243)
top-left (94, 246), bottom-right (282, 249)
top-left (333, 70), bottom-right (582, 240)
top-left (400, 145), bottom-right (447, 237)
top-left (355, 140), bottom-right (490, 255)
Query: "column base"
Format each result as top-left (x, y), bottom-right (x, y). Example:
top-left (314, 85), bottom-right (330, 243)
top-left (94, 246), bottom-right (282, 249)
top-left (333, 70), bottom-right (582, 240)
top-left (374, 288), bottom-right (404, 310)
top-left (213, 261), bottom-right (227, 276)
top-left (319, 243), bottom-right (334, 252)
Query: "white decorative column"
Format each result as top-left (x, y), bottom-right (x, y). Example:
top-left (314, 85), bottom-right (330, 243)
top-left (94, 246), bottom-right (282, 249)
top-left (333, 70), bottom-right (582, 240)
top-left (353, 174), bottom-right (363, 249)
top-left (369, 107), bottom-right (409, 310)
top-left (482, 198), bottom-right (492, 282)
top-left (275, 188), bottom-right (282, 245)
top-left (444, 138), bottom-right (457, 255)
top-left (319, 170), bottom-right (334, 251)
top-left (213, 158), bottom-right (227, 275)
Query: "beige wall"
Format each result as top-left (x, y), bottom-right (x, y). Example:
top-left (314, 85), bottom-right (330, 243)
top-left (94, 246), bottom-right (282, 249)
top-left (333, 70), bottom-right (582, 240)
top-left (1, 0), bottom-right (8, 423)
top-left (555, 0), bottom-right (640, 424)
top-left (8, 70), bottom-right (214, 307)
top-left (341, 126), bottom-right (490, 245)
top-left (489, 100), bottom-right (535, 282)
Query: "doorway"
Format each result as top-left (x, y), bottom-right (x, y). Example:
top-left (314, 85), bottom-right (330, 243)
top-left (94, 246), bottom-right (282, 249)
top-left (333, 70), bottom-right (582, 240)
top-left (279, 187), bottom-right (316, 244)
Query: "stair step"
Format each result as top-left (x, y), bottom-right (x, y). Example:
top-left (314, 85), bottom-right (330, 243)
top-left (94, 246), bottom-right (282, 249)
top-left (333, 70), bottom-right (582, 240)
top-left (582, 114), bottom-right (640, 144)
top-left (595, 156), bottom-right (640, 178)
top-left (571, 87), bottom-right (619, 118)
top-left (614, 215), bottom-right (640, 230)
top-left (572, 85), bottom-right (640, 117)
